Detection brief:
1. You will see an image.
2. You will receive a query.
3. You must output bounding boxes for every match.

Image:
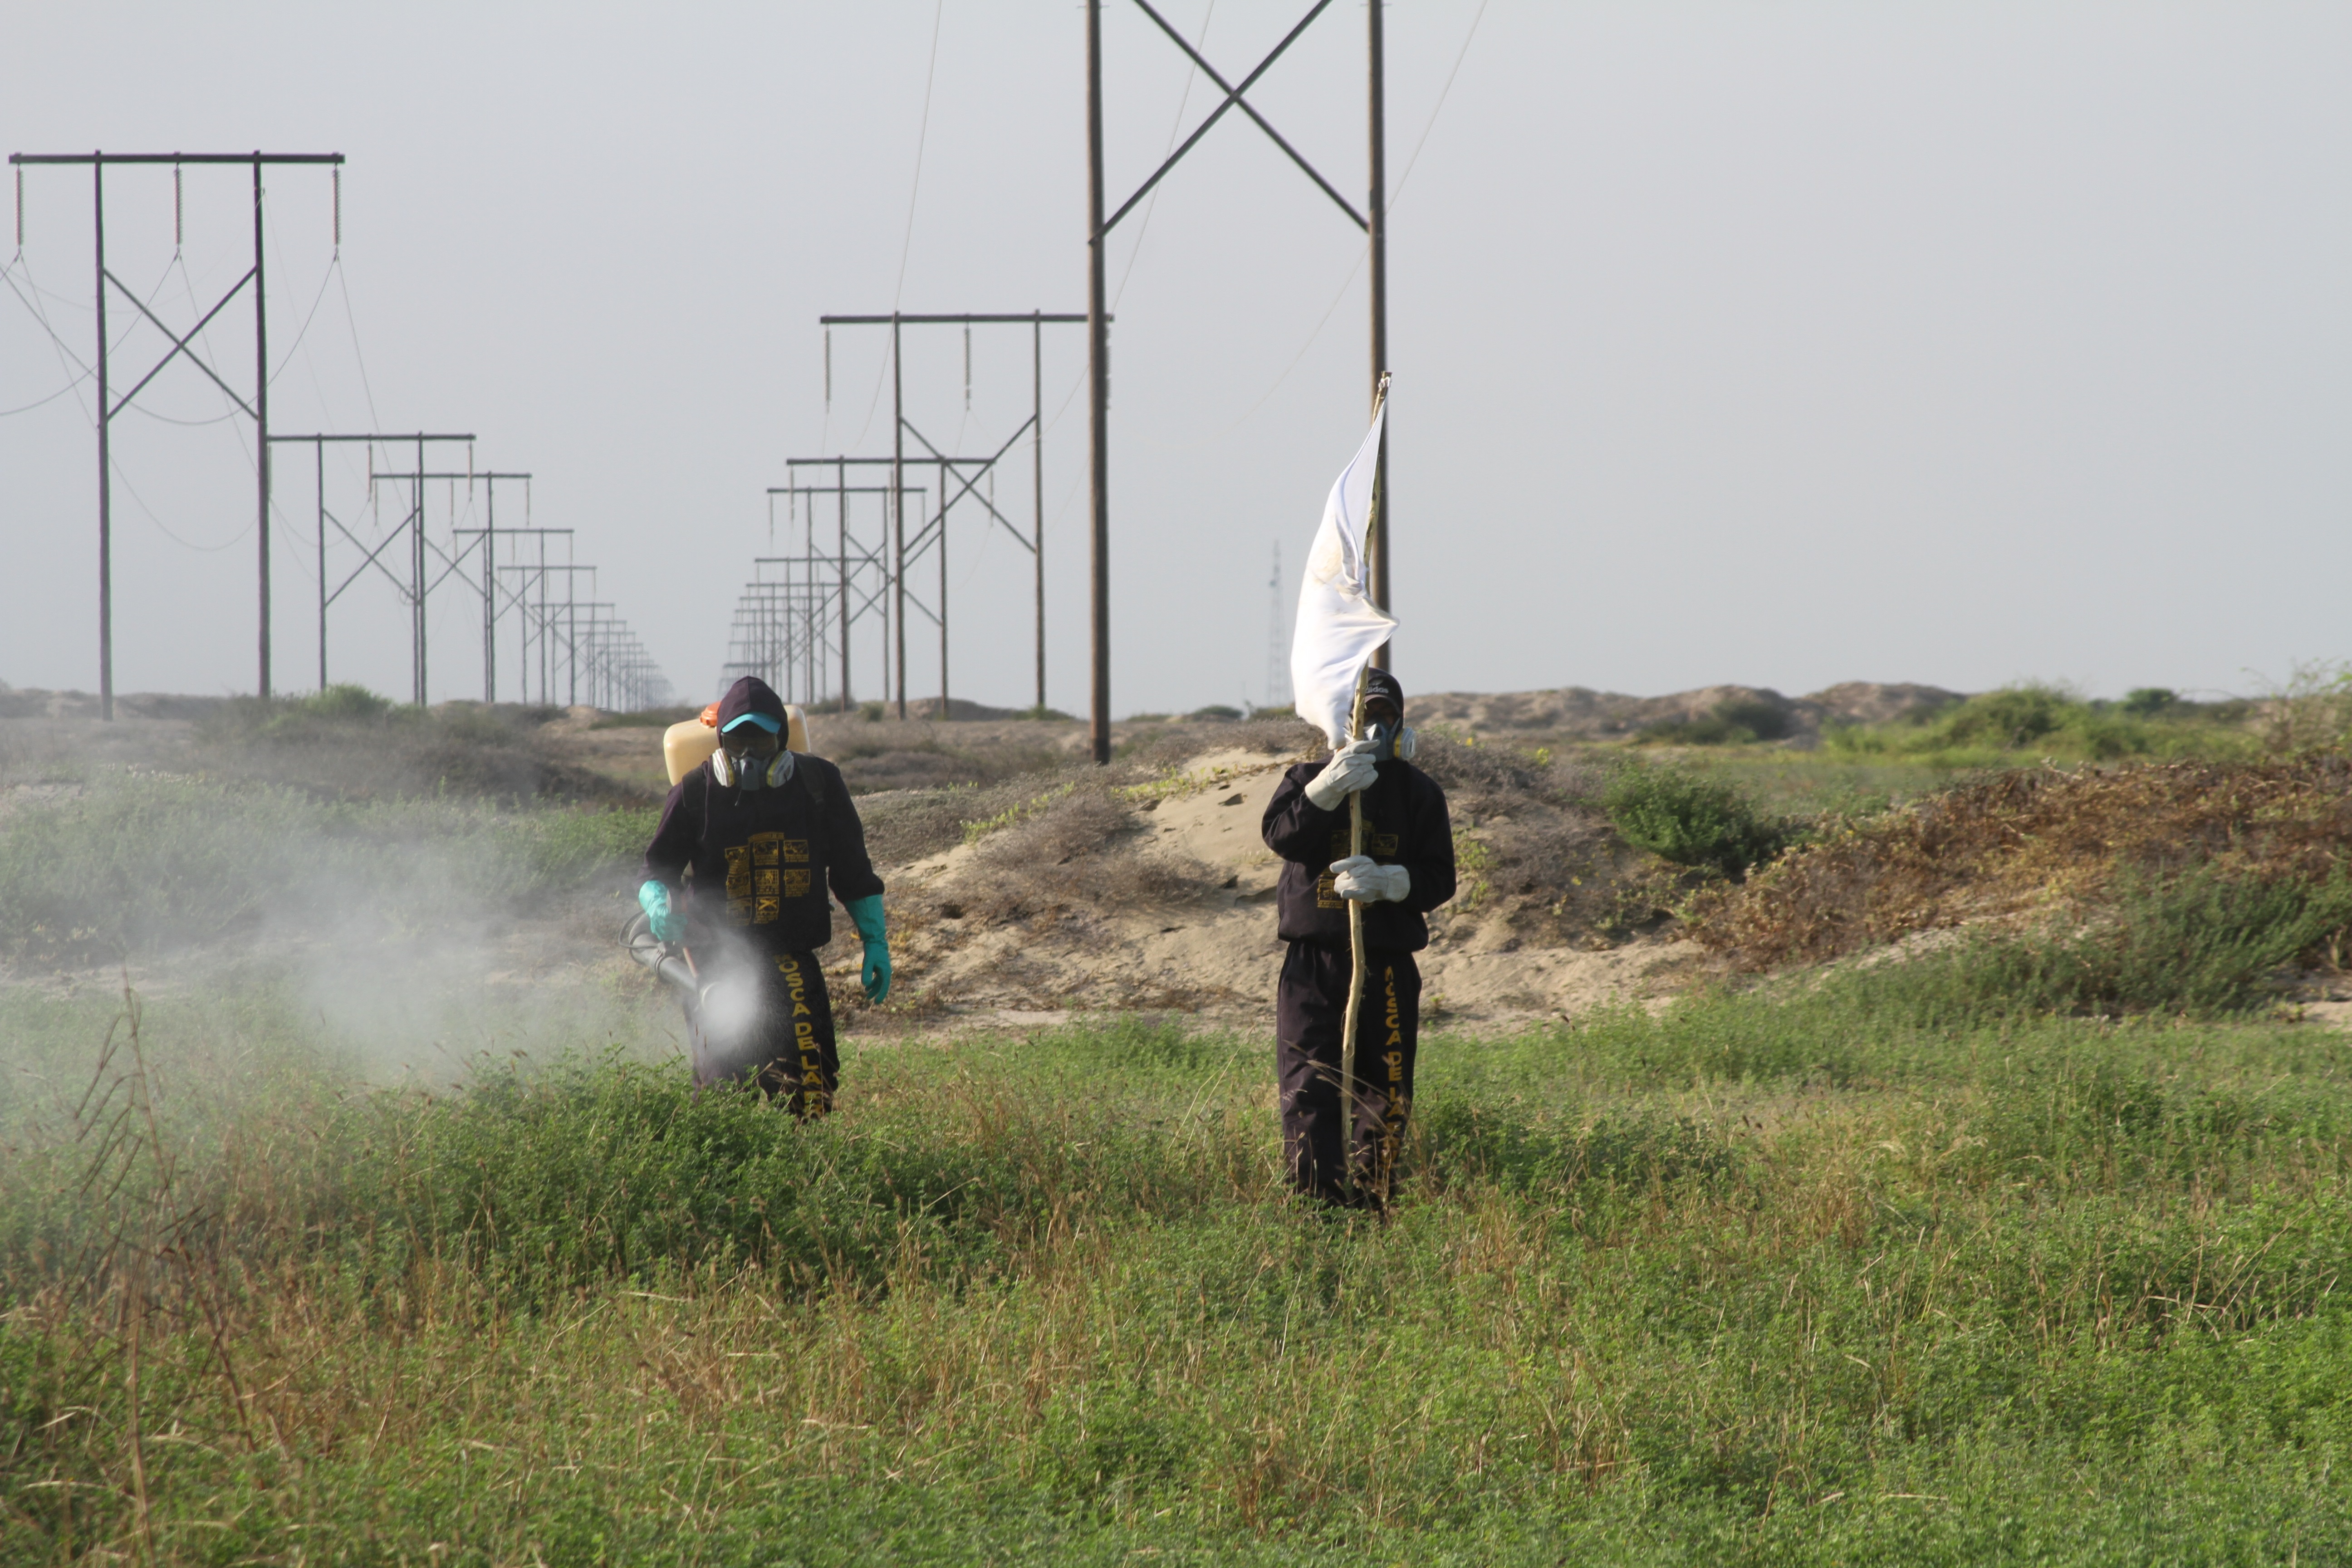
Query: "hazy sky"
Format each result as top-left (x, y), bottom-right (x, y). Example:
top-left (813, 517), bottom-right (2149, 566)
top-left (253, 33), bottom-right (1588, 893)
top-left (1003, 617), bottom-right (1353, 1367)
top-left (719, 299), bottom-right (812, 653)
top-left (4, 2), bottom-right (2347, 714)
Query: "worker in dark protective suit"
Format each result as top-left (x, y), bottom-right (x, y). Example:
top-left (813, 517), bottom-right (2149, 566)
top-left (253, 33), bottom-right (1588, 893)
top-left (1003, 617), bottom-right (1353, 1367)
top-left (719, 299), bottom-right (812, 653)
top-left (638, 675), bottom-right (889, 1114)
top-left (1260, 668), bottom-right (1455, 1207)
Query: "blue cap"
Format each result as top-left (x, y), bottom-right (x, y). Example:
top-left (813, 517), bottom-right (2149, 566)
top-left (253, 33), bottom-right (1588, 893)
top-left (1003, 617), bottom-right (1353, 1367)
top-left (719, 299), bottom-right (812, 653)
top-left (721, 711), bottom-right (782, 735)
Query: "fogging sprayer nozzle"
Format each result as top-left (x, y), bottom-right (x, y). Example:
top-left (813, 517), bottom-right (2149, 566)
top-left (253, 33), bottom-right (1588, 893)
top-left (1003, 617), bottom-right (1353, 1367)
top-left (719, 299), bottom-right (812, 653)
top-left (623, 911), bottom-right (703, 1001)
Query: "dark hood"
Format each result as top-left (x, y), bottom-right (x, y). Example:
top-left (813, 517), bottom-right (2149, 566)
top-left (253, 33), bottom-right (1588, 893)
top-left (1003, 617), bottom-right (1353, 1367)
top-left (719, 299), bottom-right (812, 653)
top-left (716, 676), bottom-right (787, 732)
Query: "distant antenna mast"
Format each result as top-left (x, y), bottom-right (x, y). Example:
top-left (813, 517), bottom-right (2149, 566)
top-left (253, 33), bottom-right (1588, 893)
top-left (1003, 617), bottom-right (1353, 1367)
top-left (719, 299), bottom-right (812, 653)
top-left (1264, 539), bottom-right (1289, 712)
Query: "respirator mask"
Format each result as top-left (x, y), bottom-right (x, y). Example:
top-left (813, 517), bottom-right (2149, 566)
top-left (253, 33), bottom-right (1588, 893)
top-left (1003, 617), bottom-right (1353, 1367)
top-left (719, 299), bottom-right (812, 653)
top-left (713, 717), bottom-right (795, 790)
top-left (1355, 701), bottom-right (1416, 763)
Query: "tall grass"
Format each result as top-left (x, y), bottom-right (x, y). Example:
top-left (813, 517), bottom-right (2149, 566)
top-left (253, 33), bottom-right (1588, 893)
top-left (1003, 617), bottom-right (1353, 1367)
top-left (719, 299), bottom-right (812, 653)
top-left (5, 979), bottom-right (2350, 1563)
top-left (0, 771), bottom-right (654, 957)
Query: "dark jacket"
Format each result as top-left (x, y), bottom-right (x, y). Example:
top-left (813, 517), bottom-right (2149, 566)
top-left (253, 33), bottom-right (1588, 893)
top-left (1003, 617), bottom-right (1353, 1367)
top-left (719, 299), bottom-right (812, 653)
top-left (642, 753), bottom-right (883, 952)
top-left (1262, 758), bottom-right (1455, 951)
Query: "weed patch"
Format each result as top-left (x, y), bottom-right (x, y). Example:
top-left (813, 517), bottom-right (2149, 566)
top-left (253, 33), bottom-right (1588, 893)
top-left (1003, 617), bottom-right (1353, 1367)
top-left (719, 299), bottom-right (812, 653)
top-left (1602, 760), bottom-right (1787, 880)
top-left (1695, 754), bottom-right (2352, 972)
top-left (4, 985), bottom-right (2352, 1561)
top-left (0, 772), bottom-right (651, 959)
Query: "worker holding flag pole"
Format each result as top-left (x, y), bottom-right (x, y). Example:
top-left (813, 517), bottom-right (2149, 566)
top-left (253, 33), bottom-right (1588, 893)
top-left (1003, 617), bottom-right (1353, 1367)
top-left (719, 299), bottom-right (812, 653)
top-left (1261, 377), bottom-right (1457, 1209)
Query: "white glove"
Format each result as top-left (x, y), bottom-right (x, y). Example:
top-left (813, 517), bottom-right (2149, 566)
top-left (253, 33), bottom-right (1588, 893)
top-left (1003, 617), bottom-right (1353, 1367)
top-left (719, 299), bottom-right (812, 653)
top-left (1304, 738), bottom-right (1380, 811)
top-left (1330, 854), bottom-right (1410, 902)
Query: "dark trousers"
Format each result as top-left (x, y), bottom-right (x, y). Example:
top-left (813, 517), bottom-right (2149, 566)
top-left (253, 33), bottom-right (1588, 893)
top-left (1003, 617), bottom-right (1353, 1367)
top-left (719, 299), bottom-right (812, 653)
top-left (688, 947), bottom-right (838, 1116)
top-left (1276, 942), bottom-right (1420, 1207)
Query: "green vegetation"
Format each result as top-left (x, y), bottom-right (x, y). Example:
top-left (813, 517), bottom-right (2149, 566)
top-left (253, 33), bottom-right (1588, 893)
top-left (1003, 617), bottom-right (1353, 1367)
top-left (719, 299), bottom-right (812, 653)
top-left (0, 771), bottom-right (652, 958)
top-left (1600, 760), bottom-right (1787, 880)
top-left (176, 684), bottom-right (643, 804)
top-left (1852, 866), bottom-right (2352, 1021)
top-left (5, 975), bottom-right (2351, 1563)
top-left (13, 684), bottom-right (2352, 1559)
top-left (196, 684), bottom-right (560, 744)
top-left (1825, 682), bottom-right (2258, 767)
top-left (959, 781), bottom-right (1081, 845)
top-left (592, 704), bottom-right (702, 730)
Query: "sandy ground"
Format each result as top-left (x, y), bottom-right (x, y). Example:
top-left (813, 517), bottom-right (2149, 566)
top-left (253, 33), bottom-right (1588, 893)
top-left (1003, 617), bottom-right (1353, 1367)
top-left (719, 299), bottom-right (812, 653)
top-left (886, 747), bottom-right (1692, 1030)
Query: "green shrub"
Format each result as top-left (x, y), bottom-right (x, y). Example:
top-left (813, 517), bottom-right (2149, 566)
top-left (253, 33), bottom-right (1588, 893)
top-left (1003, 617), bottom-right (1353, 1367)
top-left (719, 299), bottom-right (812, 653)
top-left (1601, 762), bottom-right (1786, 879)
top-left (1839, 866), bottom-right (2352, 1020)
top-left (302, 682), bottom-right (394, 722)
top-left (1941, 684), bottom-right (2076, 748)
top-left (1823, 681), bottom-right (2244, 763)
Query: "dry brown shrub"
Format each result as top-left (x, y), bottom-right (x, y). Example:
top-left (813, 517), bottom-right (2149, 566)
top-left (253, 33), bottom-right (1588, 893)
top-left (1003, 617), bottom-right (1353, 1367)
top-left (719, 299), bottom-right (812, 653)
top-left (858, 777), bottom-right (1066, 867)
top-left (958, 784), bottom-right (1213, 925)
top-left (1117, 717), bottom-right (1320, 773)
top-left (827, 735), bottom-right (1067, 794)
top-left (1413, 730), bottom-right (1600, 812)
top-left (1690, 755), bottom-right (2352, 970)
top-left (1406, 731), bottom-right (1631, 938)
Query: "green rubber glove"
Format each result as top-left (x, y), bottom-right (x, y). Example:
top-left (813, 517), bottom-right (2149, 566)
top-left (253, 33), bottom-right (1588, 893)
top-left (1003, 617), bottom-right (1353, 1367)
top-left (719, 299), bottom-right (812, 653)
top-left (846, 894), bottom-right (891, 1004)
top-left (638, 880), bottom-right (684, 943)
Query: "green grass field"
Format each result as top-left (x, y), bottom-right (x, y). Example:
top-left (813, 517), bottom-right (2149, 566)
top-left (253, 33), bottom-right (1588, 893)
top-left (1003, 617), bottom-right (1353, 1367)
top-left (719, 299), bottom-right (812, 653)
top-left (6, 969), bottom-right (2350, 1564)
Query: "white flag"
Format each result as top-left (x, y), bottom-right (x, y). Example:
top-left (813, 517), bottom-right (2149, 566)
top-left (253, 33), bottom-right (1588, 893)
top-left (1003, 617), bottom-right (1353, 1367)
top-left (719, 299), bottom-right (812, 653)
top-left (1289, 397), bottom-right (1394, 749)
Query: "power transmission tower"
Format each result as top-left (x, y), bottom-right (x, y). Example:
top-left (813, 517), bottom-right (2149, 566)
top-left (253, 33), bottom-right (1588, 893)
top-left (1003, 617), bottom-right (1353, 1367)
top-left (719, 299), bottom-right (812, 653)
top-left (10, 149), bottom-right (344, 716)
top-left (811, 312), bottom-right (1093, 719)
top-left (268, 432), bottom-right (475, 694)
top-left (1083, 0), bottom-right (1392, 760)
top-left (495, 560), bottom-right (594, 706)
top-left (367, 454), bottom-right (532, 706)
top-left (743, 476), bottom-right (924, 711)
top-left (760, 473), bottom-right (921, 712)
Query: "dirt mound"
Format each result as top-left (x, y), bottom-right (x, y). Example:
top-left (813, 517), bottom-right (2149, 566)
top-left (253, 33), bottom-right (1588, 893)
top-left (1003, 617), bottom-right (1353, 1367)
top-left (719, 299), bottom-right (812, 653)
top-left (871, 733), bottom-right (1693, 1027)
top-left (1691, 755), bottom-right (2352, 970)
top-left (1804, 681), bottom-right (1966, 726)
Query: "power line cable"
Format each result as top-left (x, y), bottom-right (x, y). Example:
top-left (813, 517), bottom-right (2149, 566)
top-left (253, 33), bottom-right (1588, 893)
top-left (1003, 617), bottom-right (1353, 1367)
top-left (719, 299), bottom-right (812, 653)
top-left (0, 261), bottom-right (95, 413)
top-left (1112, 0), bottom-right (1217, 310)
top-left (848, 0), bottom-right (947, 452)
top-left (891, 0), bottom-right (946, 311)
top-left (111, 453), bottom-right (251, 553)
top-left (1191, 0), bottom-right (1492, 437)
top-left (334, 256), bottom-right (384, 433)
top-left (0, 374), bottom-right (87, 417)
top-left (267, 254), bottom-right (339, 386)
top-left (1390, 0), bottom-right (1490, 209)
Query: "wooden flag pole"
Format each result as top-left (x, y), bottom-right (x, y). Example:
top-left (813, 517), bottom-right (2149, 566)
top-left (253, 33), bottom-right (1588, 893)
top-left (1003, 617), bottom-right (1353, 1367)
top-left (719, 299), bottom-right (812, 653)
top-left (1337, 376), bottom-right (1391, 1206)
top-left (1340, 671), bottom-right (1371, 1205)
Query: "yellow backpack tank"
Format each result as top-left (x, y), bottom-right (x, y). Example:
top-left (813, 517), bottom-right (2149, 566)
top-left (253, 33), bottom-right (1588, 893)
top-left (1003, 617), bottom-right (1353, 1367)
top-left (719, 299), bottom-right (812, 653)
top-left (663, 703), bottom-right (811, 786)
